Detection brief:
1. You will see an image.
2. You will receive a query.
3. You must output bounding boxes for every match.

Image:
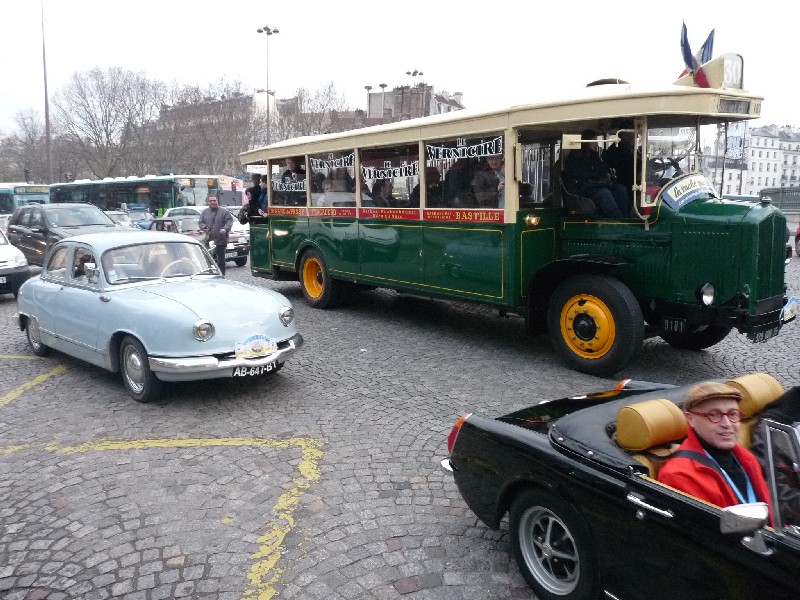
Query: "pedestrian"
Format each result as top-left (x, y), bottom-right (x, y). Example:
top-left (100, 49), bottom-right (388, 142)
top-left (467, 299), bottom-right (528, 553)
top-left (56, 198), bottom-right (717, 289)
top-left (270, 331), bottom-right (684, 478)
top-left (199, 194), bottom-right (233, 275)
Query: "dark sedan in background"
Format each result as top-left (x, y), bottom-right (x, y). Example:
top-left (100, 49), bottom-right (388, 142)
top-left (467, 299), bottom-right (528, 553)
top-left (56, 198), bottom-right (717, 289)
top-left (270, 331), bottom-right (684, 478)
top-left (445, 374), bottom-right (800, 600)
top-left (6, 203), bottom-right (120, 266)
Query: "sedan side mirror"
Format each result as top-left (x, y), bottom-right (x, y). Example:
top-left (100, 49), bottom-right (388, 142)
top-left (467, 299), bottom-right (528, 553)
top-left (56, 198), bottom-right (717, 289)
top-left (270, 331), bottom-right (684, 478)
top-left (84, 263), bottom-right (100, 284)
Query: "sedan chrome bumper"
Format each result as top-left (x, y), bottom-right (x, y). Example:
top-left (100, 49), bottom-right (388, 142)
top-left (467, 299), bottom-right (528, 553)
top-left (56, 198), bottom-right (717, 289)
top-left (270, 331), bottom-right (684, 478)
top-left (148, 333), bottom-right (303, 378)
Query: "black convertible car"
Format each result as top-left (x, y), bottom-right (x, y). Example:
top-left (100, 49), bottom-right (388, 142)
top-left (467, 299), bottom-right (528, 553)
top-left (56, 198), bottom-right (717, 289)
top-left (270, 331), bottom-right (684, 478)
top-left (445, 373), bottom-right (800, 600)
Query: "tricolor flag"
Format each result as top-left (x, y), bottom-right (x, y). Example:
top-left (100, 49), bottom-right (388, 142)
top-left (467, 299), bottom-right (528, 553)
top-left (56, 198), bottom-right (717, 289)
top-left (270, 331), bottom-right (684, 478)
top-left (680, 23), bottom-right (715, 88)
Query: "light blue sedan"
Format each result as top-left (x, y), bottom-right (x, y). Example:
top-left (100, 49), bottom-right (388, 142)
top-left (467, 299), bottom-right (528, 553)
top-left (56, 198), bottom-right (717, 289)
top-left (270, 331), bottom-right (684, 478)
top-left (16, 230), bottom-right (303, 402)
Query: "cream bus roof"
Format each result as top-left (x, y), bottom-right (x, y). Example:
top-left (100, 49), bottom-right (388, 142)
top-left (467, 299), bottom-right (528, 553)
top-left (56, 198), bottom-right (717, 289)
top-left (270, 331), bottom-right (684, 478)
top-left (240, 59), bottom-right (761, 165)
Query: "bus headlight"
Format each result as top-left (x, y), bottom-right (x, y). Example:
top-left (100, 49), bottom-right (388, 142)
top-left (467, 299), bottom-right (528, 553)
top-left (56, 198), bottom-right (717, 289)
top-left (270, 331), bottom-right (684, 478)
top-left (698, 283), bottom-right (715, 306)
top-left (193, 319), bottom-right (215, 341)
top-left (279, 307), bottom-right (294, 326)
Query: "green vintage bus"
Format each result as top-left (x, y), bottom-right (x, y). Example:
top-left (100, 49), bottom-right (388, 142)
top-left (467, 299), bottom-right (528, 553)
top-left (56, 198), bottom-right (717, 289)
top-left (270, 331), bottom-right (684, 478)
top-left (240, 54), bottom-right (795, 376)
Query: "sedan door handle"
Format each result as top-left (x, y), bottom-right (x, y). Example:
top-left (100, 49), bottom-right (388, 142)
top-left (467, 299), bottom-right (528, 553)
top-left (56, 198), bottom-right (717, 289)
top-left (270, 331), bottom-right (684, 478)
top-left (627, 493), bottom-right (674, 519)
top-left (99, 295), bottom-right (111, 302)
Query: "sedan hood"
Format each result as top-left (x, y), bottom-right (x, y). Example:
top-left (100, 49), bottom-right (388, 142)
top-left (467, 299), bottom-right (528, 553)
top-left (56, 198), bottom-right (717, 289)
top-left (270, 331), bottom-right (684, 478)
top-left (135, 278), bottom-right (289, 317)
top-left (107, 277), bottom-right (297, 356)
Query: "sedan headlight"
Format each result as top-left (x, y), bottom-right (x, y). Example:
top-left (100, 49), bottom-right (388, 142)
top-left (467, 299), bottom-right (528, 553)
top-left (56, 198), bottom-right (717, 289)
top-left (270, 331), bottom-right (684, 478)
top-left (279, 307), bottom-right (294, 326)
top-left (698, 283), bottom-right (715, 306)
top-left (13, 252), bottom-right (28, 267)
top-left (193, 319), bottom-right (215, 341)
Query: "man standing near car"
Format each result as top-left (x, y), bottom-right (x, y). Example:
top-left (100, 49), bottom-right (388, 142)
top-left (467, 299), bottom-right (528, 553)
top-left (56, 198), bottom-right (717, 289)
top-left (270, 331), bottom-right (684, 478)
top-left (199, 194), bottom-right (233, 275)
top-left (658, 382), bottom-right (772, 518)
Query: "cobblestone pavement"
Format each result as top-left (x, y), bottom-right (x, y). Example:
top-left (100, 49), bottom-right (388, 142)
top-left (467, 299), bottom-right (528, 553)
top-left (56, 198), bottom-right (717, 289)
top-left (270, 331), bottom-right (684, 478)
top-left (1, 255), bottom-right (798, 600)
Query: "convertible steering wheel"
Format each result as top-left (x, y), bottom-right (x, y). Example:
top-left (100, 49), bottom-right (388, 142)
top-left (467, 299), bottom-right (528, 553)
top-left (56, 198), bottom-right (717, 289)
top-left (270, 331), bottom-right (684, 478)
top-left (159, 257), bottom-right (194, 277)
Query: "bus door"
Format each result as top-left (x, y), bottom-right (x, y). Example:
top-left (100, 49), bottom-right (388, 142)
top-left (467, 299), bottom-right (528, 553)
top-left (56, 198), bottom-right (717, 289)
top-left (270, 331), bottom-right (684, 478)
top-left (269, 157), bottom-right (310, 271)
top-left (359, 145), bottom-right (424, 285)
top-left (421, 135), bottom-right (506, 300)
top-left (309, 152), bottom-right (360, 275)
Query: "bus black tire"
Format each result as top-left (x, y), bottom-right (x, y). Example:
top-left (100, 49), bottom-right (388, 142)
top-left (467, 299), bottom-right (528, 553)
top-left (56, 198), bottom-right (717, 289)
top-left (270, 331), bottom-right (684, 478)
top-left (299, 248), bottom-right (339, 309)
top-left (547, 274), bottom-right (643, 376)
top-left (660, 324), bottom-right (732, 351)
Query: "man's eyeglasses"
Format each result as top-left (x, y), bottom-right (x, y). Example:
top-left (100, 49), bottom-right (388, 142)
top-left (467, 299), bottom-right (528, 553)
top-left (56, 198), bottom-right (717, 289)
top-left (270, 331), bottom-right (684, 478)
top-left (687, 408), bottom-right (745, 423)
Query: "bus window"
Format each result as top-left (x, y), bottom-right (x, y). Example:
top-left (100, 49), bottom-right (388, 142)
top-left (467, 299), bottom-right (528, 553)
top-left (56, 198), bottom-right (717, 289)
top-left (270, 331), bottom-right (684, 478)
top-left (360, 145), bottom-right (419, 208)
top-left (519, 141), bottom-right (557, 206)
top-left (309, 151), bottom-right (357, 207)
top-left (272, 156), bottom-right (307, 206)
top-left (425, 133), bottom-right (504, 209)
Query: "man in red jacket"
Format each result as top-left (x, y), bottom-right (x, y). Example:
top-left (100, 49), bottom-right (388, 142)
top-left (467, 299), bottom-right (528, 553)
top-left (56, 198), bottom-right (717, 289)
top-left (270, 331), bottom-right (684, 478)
top-left (658, 382), bottom-right (773, 517)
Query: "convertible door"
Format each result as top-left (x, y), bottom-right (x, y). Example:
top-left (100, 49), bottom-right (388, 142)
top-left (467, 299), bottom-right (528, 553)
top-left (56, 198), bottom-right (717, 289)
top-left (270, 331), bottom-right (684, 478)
top-left (599, 474), bottom-right (799, 599)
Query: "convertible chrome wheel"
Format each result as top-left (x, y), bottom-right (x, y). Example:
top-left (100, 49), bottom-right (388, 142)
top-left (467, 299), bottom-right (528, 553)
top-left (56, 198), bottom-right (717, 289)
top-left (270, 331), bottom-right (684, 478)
top-left (510, 489), bottom-right (599, 600)
top-left (518, 506), bottom-right (580, 595)
top-left (119, 336), bottom-right (162, 403)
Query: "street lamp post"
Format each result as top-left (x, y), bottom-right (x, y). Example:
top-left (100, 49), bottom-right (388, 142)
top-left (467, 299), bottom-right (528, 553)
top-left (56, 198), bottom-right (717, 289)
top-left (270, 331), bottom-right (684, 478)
top-left (256, 25), bottom-right (279, 146)
top-left (364, 85), bottom-right (372, 117)
top-left (40, 0), bottom-right (52, 183)
top-left (379, 83), bottom-right (387, 120)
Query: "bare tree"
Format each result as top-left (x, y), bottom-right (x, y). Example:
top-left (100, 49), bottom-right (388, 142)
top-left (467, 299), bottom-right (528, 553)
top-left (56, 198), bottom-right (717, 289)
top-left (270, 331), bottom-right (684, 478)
top-left (0, 110), bottom-right (47, 182)
top-left (52, 67), bottom-right (160, 178)
top-left (275, 82), bottom-right (351, 140)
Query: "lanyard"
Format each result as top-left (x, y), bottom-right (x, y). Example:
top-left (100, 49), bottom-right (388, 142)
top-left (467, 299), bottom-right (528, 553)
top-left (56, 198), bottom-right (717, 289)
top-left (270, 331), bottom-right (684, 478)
top-left (703, 449), bottom-right (757, 504)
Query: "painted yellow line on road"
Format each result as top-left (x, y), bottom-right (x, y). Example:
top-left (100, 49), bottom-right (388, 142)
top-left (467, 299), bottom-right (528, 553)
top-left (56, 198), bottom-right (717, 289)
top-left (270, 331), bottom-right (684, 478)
top-left (0, 445), bottom-right (29, 455)
top-left (32, 435), bottom-right (324, 600)
top-left (0, 355), bottom-right (45, 359)
top-left (0, 364), bottom-right (70, 408)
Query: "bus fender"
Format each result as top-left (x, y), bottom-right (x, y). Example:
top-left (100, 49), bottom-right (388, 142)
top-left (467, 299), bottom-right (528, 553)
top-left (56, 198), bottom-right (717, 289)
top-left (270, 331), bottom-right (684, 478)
top-left (524, 256), bottom-right (632, 335)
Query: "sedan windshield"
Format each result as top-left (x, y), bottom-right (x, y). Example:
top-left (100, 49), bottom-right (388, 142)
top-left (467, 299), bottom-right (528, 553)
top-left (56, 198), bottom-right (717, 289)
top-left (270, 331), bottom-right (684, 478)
top-left (45, 206), bottom-right (115, 227)
top-left (102, 241), bottom-right (219, 284)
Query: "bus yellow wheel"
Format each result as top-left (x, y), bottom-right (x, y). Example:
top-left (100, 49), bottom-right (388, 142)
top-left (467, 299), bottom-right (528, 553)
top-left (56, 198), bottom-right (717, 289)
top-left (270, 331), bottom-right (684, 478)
top-left (299, 248), bottom-right (341, 309)
top-left (302, 256), bottom-right (324, 299)
top-left (558, 294), bottom-right (616, 359)
top-left (547, 274), bottom-right (644, 376)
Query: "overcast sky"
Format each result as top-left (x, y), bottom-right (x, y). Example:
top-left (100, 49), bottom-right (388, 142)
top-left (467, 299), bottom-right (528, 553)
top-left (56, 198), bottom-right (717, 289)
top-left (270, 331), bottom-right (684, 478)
top-left (2, 0), bottom-right (797, 133)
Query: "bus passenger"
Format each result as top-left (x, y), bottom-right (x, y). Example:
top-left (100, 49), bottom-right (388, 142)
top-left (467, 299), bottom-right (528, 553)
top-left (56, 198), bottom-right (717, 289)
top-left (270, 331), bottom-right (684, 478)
top-left (368, 179), bottom-right (393, 207)
top-left (410, 167), bottom-right (442, 208)
top-left (603, 131), bottom-right (639, 209)
top-left (472, 156), bottom-right (505, 208)
top-left (564, 130), bottom-right (629, 218)
top-left (443, 158), bottom-right (476, 207)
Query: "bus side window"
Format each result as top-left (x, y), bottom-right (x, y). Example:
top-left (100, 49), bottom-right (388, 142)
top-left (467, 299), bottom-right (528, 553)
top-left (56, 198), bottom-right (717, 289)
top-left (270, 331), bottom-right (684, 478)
top-left (426, 133), bottom-right (504, 209)
top-left (272, 156), bottom-right (307, 206)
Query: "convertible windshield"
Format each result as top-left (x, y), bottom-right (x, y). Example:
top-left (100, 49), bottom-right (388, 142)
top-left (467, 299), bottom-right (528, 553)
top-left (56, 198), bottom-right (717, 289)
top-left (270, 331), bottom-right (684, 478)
top-left (102, 241), bottom-right (218, 284)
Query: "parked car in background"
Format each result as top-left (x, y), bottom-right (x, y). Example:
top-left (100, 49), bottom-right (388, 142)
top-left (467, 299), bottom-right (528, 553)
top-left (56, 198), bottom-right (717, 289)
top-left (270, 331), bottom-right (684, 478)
top-left (795, 224), bottom-right (799, 256)
top-left (0, 214), bottom-right (10, 236)
top-left (445, 373), bottom-right (799, 600)
top-left (0, 228), bottom-right (29, 298)
top-left (147, 216), bottom-right (208, 245)
top-left (6, 203), bottom-right (119, 266)
top-left (105, 210), bottom-right (136, 228)
top-left (163, 205), bottom-right (249, 267)
top-left (16, 230), bottom-right (303, 403)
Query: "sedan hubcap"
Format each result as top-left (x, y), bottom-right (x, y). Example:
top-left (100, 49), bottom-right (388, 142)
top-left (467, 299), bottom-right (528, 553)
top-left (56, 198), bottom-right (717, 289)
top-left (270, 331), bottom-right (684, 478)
top-left (123, 347), bottom-right (145, 393)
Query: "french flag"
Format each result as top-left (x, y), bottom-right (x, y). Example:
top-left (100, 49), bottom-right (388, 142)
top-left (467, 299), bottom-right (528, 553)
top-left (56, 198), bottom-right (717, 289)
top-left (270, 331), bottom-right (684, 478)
top-left (680, 23), bottom-right (715, 88)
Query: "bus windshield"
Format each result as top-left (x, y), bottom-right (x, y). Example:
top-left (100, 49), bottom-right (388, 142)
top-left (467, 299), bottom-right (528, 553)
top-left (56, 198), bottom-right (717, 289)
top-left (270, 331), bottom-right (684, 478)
top-left (0, 184), bottom-right (50, 214)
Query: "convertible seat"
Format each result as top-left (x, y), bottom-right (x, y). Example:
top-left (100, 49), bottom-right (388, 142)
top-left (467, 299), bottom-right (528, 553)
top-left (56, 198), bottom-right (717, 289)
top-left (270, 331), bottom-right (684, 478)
top-left (724, 373), bottom-right (784, 448)
top-left (616, 399), bottom-right (688, 477)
